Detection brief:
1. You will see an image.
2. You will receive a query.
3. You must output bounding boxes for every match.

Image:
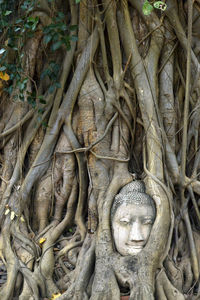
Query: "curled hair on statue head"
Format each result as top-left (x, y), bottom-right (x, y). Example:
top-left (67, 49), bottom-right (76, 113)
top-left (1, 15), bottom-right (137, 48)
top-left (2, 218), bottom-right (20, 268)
top-left (111, 181), bottom-right (156, 220)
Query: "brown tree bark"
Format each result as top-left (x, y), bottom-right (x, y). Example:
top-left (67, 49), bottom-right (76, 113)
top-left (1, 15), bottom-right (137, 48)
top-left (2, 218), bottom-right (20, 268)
top-left (0, 0), bottom-right (200, 299)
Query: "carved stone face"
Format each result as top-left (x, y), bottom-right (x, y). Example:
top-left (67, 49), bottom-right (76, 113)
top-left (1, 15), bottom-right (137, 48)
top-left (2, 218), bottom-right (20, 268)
top-left (112, 203), bottom-right (155, 256)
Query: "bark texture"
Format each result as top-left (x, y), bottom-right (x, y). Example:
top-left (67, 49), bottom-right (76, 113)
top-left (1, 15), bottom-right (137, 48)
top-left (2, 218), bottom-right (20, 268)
top-left (0, 0), bottom-right (200, 299)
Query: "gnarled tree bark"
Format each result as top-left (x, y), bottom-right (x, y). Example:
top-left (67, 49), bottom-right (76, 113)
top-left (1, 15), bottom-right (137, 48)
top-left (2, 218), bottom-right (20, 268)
top-left (0, 0), bottom-right (200, 299)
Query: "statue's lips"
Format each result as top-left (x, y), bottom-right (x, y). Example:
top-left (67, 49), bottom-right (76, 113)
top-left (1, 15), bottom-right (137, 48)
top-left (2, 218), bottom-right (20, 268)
top-left (125, 244), bottom-right (144, 249)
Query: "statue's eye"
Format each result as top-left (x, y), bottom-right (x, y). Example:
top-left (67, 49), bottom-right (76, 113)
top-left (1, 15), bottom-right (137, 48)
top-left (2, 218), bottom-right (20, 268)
top-left (143, 219), bottom-right (153, 225)
top-left (120, 219), bottom-right (129, 225)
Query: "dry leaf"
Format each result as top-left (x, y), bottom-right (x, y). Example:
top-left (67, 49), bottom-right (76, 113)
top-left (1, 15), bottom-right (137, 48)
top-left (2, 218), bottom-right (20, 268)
top-left (20, 216), bottom-right (25, 222)
top-left (39, 237), bottom-right (46, 245)
top-left (4, 208), bottom-right (10, 215)
top-left (10, 211), bottom-right (15, 220)
top-left (51, 293), bottom-right (62, 299)
top-left (0, 72), bottom-right (10, 81)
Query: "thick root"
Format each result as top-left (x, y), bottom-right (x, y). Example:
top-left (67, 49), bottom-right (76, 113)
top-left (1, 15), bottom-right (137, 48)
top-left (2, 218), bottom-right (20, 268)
top-left (156, 270), bottom-right (185, 300)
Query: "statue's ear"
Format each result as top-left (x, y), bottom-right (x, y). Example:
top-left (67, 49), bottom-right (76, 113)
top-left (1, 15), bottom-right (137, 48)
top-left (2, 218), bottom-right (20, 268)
top-left (115, 195), bottom-right (120, 200)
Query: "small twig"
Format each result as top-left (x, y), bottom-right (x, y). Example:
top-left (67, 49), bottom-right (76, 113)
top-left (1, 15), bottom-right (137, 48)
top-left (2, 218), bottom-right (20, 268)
top-left (0, 109), bottom-right (34, 139)
top-left (158, 41), bottom-right (178, 74)
top-left (96, 5), bottom-right (111, 83)
top-left (120, 88), bottom-right (135, 125)
top-left (176, 62), bottom-right (196, 105)
top-left (182, 210), bottom-right (199, 281)
top-left (32, 158), bottom-right (52, 168)
top-left (124, 81), bottom-right (134, 93)
top-left (0, 176), bottom-right (9, 184)
top-left (122, 53), bottom-right (132, 77)
top-left (51, 155), bottom-right (55, 218)
top-left (192, 148), bottom-right (200, 178)
top-left (35, 224), bottom-right (54, 241)
top-left (113, 102), bottom-right (135, 142)
top-left (88, 112), bottom-right (118, 149)
top-left (180, 0), bottom-right (193, 188)
top-left (90, 149), bottom-right (129, 162)
top-left (187, 185), bottom-right (200, 223)
top-left (56, 240), bottom-right (83, 261)
top-left (138, 23), bottom-right (163, 47)
top-left (94, 64), bottom-right (107, 94)
top-left (180, 0), bottom-right (193, 185)
top-left (56, 112), bottom-right (118, 155)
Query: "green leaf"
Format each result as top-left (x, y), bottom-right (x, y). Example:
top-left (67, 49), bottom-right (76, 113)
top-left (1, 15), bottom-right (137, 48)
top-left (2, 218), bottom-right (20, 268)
top-left (15, 18), bottom-right (23, 24)
top-left (0, 48), bottom-right (6, 54)
top-left (40, 69), bottom-right (49, 79)
top-left (31, 23), bottom-right (37, 31)
top-left (18, 78), bottom-right (28, 91)
top-left (48, 84), bottom-right (56, 93)
top-left (38, 108), bottom-right (44, 114)
top-left (69, 25), bottom-right (78, 31)
top-left (66, 43), bottom-right (71, 51)
top-left (43, 26), bottom-right (51, 34)
top-left (58, 12), bottom-right (65, 19)
top-left (43, 34), bottom-right (52, 44)
top-left (54, 82), bottom-right (61, 88)
top-left (153, 1), bottom-right (167, 11)
top-left (75, 0), bottom-right (81, 3)
top-left (64, 38), bottom-right (71, 50)
top-left (52, 34), bottom-right (59, 42)
top-left (51, 40), bottom-right (62, 51)
top-left (60, 24), bottom-right (67, 31)
top-left (70, 35), bottom-right (78, 42)
top-left (39, 98), bottom-right (46, 104)
top-left (0, 66), bottom-right (6, 71)
top-left (19, 93), bottom-right (24, 101)
top-left (14, 27), bottom-right (21, 32)
top-left (142, 0), bottom-right (153, 15)
top-left (42, 121), bottom-right (48, 128)
top-left (27, 16), bottom-right (36, 22)
top-left (27, 96), bottom-right (36, 108)
top-left (5, 85), bottom-right (13, 94)
top-left (4, 10), bottom-right (12, 16)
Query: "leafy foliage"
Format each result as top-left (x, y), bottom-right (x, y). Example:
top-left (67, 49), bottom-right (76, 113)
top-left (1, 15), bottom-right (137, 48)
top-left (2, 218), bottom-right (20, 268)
top-left (153, 1), bottom-right (167, 10)
top-left (0, 0), bottom-right (39, 100)
top-left (0, 0), bottom-right (77, 120)
top-left (43, 12), bottom-right (78, 51)
top-left (142, 0), bottom-right (167, 15)
top-left (142, 1), bottom-right (154, 15)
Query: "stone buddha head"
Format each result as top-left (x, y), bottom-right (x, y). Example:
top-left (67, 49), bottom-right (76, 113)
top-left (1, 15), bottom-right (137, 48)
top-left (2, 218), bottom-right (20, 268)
top-left (111, 181), bottom-right (156, 256)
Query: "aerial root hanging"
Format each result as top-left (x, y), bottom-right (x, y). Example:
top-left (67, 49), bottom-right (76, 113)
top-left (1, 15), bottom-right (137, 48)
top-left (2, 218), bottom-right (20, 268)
top-left (156, 270), bottom-right (185, 300)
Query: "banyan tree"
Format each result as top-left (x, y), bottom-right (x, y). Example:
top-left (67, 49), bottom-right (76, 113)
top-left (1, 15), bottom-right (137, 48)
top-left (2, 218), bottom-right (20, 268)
top-left (0, 0), bottom-right (200, 299)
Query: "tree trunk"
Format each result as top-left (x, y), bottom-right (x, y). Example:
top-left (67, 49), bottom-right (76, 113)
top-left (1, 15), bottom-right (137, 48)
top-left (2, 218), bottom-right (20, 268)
top-left (0, 0), bottom-right (200, 299)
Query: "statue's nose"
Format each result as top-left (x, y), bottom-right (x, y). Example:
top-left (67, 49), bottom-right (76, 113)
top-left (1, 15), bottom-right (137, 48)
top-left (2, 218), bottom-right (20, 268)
top-left (128, 222), bottom-right (144, 242)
